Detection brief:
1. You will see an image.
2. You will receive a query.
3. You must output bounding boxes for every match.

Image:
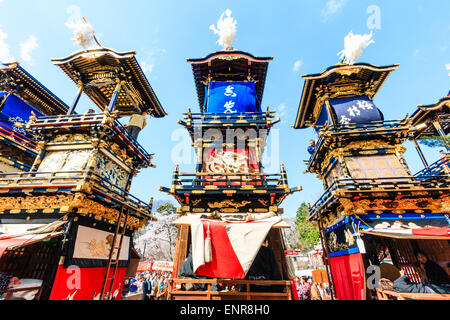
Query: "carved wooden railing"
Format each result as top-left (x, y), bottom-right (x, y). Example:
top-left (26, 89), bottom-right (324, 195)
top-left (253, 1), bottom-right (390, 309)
top-left (29, 113), bottom-right (153, 166)
top-left (309, 175), bottom-right (450, 218)
top-left (168, 278), bottom-right (292, 300)
top-left (0, 122), bottom-right (37, 151)
top-left (0, 170), bottom-right (152, 216)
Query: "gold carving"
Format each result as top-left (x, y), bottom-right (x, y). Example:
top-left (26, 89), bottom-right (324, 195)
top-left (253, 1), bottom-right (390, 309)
top-left (339, 197), bottom-right (448, 213)
top-left (345, 139), bottom-right (391, 150)
top-left (0, 193), bottom-right (148, 231)
top-left (52, 134), bottom-right (91, 143)
top-left (208, 200), bottom-right (251, 209)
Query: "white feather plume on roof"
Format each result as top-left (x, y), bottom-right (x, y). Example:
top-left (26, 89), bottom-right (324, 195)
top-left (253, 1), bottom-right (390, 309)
top-left (65, 17), bottom-right (100, 50)
top-left (337, 30), bottom-right (375, 65)
top-left (210, 9), bottom-right (237, 51)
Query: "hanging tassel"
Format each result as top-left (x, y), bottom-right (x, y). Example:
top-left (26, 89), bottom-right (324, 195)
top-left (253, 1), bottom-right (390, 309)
top-left (204, 222), bottom-right (212, 263)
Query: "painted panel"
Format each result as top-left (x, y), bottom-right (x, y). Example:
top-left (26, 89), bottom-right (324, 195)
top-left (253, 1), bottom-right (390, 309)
top-left (72, 225), bottom-right (130, 261)
top-left (345, 155), bottom-right (408, 179)
top-left (37, 150), bottom-right (90, 173)
top-left (95, 153), bottom-right (129, 191)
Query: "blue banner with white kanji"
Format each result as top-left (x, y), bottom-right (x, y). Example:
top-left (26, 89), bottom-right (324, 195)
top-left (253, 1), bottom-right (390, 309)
top-left (329, 96), bottom-right (383, 125)
top-left (0, 92), bottom-right (43, 136)
top-left (205, 81), bottom-right (260, 113)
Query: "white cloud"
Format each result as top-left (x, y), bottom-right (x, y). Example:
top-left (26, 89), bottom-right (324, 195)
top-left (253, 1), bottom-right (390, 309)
top-left (274, 103), bottom-right (288, 124)
top-left (322, 0), bottom-right (348, 21)
top-left (292, 60), bottom-right (303, 72)
top-left (140, 48), bottom-right (167, 75)
top-left (446, 63), bottom-right (450, 76)
top-left (20, 35), bottom-right (38, 64)
top-left (276, 103), bottom-right (287, 116)
top-left (141, 61), bottom-right (155, 74)
top-left (0, 26), bottom-right (15, 63)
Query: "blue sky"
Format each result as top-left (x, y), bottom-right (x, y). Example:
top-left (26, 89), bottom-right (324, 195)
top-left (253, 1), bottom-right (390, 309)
top-left (1, 0), bottom-right (449, 217)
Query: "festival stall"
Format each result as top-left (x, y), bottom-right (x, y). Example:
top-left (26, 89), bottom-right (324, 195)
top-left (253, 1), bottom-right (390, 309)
top-left (152, 261), bottom-right (174, 273)
top-left (137, 261), bottom-right (153, 273)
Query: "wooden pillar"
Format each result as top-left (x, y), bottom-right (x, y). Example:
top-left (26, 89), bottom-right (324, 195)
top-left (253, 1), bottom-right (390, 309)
top-left (412, 138), bottom-right (429, 169)
top-left (172, 225), bottom-right (190, 278)
top-left (432, 120), bottom-right (449, 151)
top-left (67, 84), bottom-right (84, 115)
top-left (108, 82), bottom-right (123, 113)
top-left (318, 215), bottom-right (337, 300)
top-left (324, 100), bottom-right (336, 126)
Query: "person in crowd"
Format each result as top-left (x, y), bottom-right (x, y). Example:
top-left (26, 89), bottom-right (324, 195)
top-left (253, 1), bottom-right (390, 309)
top-left (157, 276), bottom-right (168, 300)
top-left (299, 277), bottom-right (312, 300)
top-left (297, 277), bottom-right (305, 300)
top-left (128, 277), bottom-right (138, 294)
top-left (310, 280), bottom-right (322, 300)
top-left (415, 251), bottom-right (450, 285)
top-left (127, 112), bottom-right (147, 140)
top-left (307, 139), bottom-right (316, 155)
top-left (142, 274), bottom-right (152, 300)
top-left (136, 275), bottom-right (145, 294)
top-left (325, 283), bottom-right (331, 297)
top-left (153, 275), bottom-right (160, 299)
top-left (150, 274), bottom-right (158, 300)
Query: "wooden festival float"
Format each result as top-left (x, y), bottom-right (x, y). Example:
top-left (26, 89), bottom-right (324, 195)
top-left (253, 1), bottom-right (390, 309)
top-left (0, 40), bottom-right (166, 300)
top-left (0, 62), bottom-right (68, 173)
top-left (293, 61), bottom-right (450, 300)
top-left (160, 47), bottom-right (301, 299)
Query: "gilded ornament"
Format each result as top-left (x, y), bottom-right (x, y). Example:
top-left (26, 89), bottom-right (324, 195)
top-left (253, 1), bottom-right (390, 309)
top-left (208, 199), bottom-right (251, 209)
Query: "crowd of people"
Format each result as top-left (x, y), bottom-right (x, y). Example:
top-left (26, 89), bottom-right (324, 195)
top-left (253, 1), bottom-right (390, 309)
top-left (124, 271), bottom-right (173, 300)
top-left (293, 276), bottom-right (330, 300)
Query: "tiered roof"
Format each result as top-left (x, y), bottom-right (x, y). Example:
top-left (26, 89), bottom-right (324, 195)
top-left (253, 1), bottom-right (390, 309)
top-left (187, 50), bottom-right (272, 112)
top-left (51, 47), bottom-right (166, 117)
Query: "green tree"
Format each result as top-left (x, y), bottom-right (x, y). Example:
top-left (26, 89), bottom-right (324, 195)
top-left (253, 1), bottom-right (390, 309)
top-left (295, 202), bottom-right (320, 252)
top-left (418, 135), bottom-right (449, 149)
top-left (156, 202), bottom-right (177, 215)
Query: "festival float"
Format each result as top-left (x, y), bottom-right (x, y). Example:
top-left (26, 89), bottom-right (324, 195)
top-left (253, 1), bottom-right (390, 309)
top-left (0, 19), bottom-right (165, 300)
top-left (293, 32), bottom-right (450, 300)
top-left (160, 10), bottom-right (301, 300)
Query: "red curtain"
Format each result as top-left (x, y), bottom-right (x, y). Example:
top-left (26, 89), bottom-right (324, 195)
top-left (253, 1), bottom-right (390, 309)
top-left (329, 252), bottom-right (365, 300)
top-left (290, 279), bottom-right (299, 300)
top-left (412, 227), bottom-right (449, 237)
top-left (49, 265), bottom-right (127, 300)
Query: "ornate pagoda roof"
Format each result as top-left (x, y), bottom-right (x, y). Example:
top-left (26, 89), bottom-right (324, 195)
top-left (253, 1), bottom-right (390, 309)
top-left (409, 94), bottom-right (450, 138)
top-left (293, 63), bottom-right (399, 129)
top-left (0, 62), bottom-right (69, 115)
top-left (51, 47), bottom-right (166, 117)
top-left (187, 50), bottom-right (273, 112)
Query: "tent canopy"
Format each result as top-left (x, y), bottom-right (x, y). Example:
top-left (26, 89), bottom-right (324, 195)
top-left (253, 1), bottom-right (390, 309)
top-left (0, 220), bottom-right (66, 257)
top-left (360, 227), bottom-right (449, 240)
